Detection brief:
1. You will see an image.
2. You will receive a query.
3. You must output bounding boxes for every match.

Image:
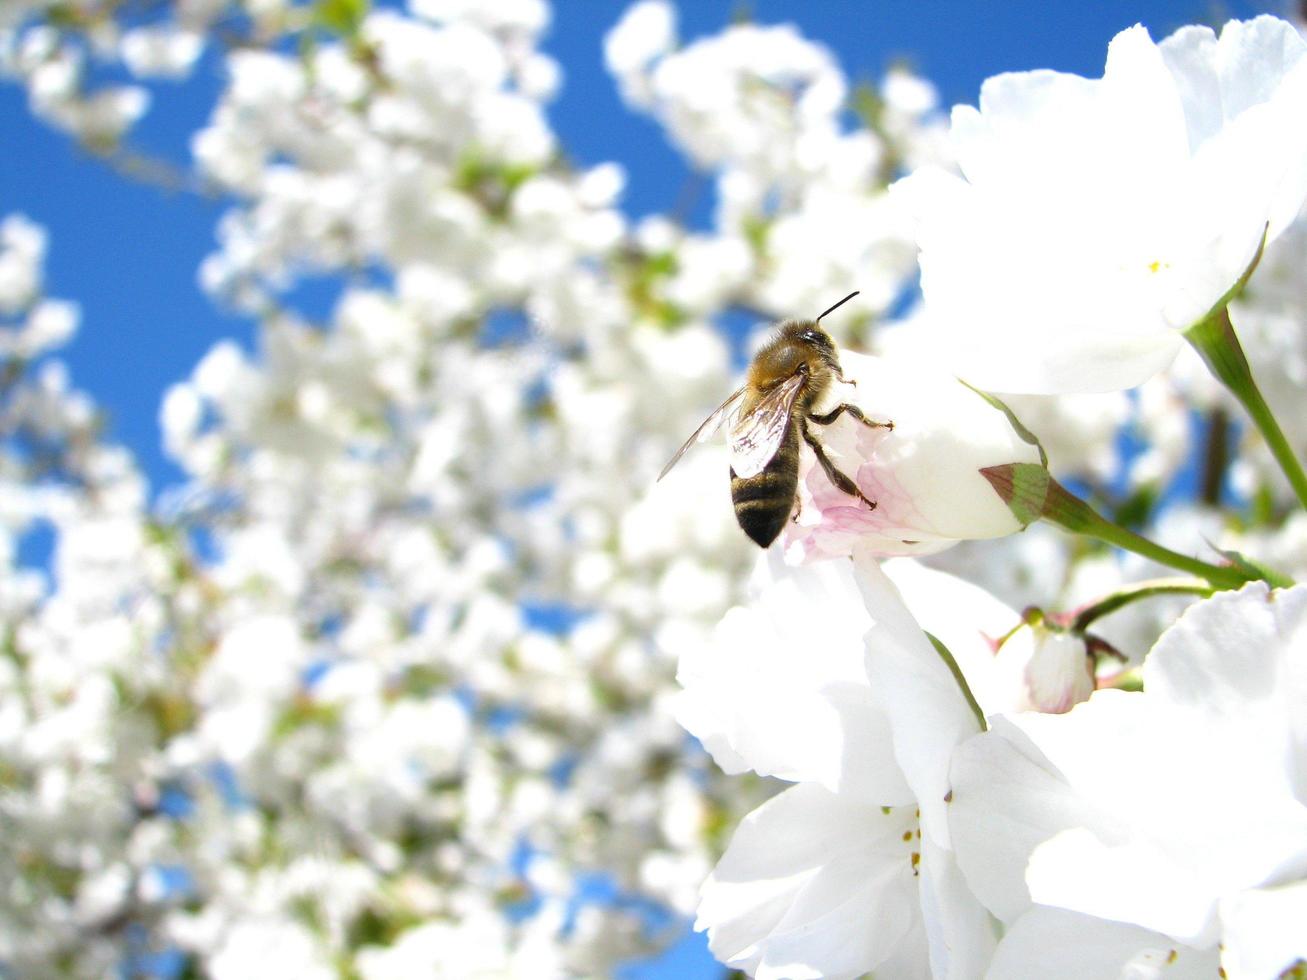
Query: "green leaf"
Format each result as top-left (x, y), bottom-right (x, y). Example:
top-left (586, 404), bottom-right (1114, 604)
top-left (315, 0), bottom-right (370, 36)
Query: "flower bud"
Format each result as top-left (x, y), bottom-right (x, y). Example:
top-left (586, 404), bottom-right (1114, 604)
top-left (991, 616), bottom-right (1094, 714)
top-left (784, 350), bottom-right (1045, 562)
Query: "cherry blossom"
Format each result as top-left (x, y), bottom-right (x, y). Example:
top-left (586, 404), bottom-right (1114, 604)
top-left (679, 553), bottom-right (996, 978)
top-left (896, 16), bottom-right (1307, 394)
top-left (8, 1), bottom-right (1307, 976)
top-left (950, 584), bottom-right (1307, 977)
top-left (783, 350), bottom-right (1044, 562)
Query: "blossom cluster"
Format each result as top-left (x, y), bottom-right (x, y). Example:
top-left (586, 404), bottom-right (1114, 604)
top-left (680, 13), bottom-right (1307, 979)
top-left (0, 0), bottom-right (945, 974)
top-left (4, 1), bottom-right (1307, 978)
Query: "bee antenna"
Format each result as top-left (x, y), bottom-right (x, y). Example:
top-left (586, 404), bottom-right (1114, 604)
top-left (816, 291), bottom-right (860, 322)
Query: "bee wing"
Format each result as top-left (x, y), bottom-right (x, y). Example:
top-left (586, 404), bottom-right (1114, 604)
top-left (728, 372), bottom-right (806, 478)
top-left (658, 385), bottom-right (748, 481)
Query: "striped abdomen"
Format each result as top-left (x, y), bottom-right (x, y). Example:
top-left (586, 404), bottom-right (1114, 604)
top-left (730, 420), bottom-right (800, 547)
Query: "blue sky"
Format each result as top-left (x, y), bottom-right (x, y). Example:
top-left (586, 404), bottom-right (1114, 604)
top-left (0, 2), bottom-right (1267, 976)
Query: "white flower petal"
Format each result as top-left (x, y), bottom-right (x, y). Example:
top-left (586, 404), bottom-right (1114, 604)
top-left (1026, 825), bottom-right (1221, 943)
top-left (949, 716), bottom-right (1112, 924)
top-left (1012, 686), bottom-right (1307, 943)
top-left (952, 585), bottom-right (1307, 951)
top-left (1157, 25), bottom-right (1221, 149)
top-left (862, 915), bottom-right (933, 980)
top-left (883, 557), bottom-right (1023, 719)
top-left (918, 836), bottom-right (998, 979)
top-left (784, 350), bottom-right (1040, 560)
top-left (987, 907), bottom-right (1218, 980)
top-left (1144, 583), bottom-right (1307, 739)
top-left (853, 551), bottom-right (983, 848)
top-left (896, 16), bottom-right (1307, 394)
top-left (1219, 881), bottom-right (1307, 980)
top-left (676, 552), bottom-right (912, 806)
top-left (696, 783), bottom-right (920, 980)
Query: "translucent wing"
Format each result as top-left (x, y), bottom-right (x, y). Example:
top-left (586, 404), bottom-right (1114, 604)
top-left (658, 385), bottom-right (748, 481)
top-left (728, 372), bottom-right (805, 479)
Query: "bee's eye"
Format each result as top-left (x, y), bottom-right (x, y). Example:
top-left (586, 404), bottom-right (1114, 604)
top-left (800, 330), bottom-right (822, 343)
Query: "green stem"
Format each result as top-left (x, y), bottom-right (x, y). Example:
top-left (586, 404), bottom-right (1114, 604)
top-left (983, 463), bottom-right (1277, 590)
top-left (1041, 478), bottom-right (1250, 590)
top-left (1067, 577), bottom-right (1214, 633)
top-left (1186, 306), bottom-right (1307, 512)
top-left (925, 632), bottom-right (986, 732)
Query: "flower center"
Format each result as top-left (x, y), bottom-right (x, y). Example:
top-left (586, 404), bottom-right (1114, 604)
top-left (884, 805), bottom-right (923, 876)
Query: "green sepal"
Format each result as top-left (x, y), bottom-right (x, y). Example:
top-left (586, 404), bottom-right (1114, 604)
top-left (924, 632), bottom-right (986, 733)
top-left (1208, 546), bottom-right (1295, 589)
top-left (961, 382), bottom-right (1048, 469)
top-left (1184, 231), bottom-right (1307, 513)
top-left (1188, 223), bottom-right (1268, 338)
top-left (979, 462), bottom-right (1051, 527)
top-left (981, 469), bottom-right (1253, 590)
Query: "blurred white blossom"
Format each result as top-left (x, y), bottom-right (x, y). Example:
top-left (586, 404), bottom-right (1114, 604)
top-left (6, 1), bottom-right (1307, 977)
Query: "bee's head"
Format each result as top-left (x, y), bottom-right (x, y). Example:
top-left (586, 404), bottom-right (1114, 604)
top-left (786, 290), bottom-right (858, 371)
top-left (749, 319), bottom-right (840, 392)
top-left (747, 293), bottom-right (857, 393)
top-left (783, 320), bottom-right (838, 361)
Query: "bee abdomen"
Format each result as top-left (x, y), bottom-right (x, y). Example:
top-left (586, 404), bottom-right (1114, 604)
top-left (730, 429), bottom-right (800, 548)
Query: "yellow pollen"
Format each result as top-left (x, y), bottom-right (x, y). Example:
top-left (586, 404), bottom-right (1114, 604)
top-left (902, 831), bottom-right (912, 842)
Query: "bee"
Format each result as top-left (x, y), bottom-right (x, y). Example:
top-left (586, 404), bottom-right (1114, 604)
top-left (659, 291), bottom-right (891, 547)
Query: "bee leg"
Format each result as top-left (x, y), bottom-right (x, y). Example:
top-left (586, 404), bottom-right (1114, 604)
top-left (833, 366), bottom-right (856, 386)
top-left (807, 403), bottom-right (894, 431)
top-left (802, 424), bottom-right (876, 510)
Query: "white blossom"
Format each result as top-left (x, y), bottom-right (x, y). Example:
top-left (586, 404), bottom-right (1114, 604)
top-left (0, 212), bottom-right (46, 313)
top-left (883, 557), bottom-right (1092, 719)
top-left (120, 25), bottom-right (204, 79)
top-left (951, 584), bottom-right (1307, 975)
top-left (681, 553), bottom-right (996, 978)
top-left (989, 621), bottom-right (1094, 715)
top-left (783, 350), bottom-right (1044, 561)
top-left (605, 0), bottom-right (677, 107)
top-left (896, 15), bottom-right (1307, 393)
top-left (10, 2), bottom-right (1303, 977)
